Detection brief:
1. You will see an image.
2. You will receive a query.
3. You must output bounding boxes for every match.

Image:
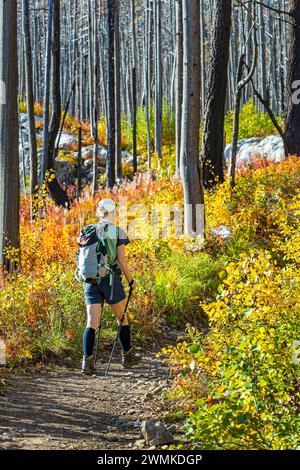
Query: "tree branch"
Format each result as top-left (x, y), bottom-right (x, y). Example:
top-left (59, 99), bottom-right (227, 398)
top-left (250, 78), bottom-right (287, 146)
top-left (236, 0), bottom-right (292, 17)
top-left (237, 45), bottom-right (258, 90)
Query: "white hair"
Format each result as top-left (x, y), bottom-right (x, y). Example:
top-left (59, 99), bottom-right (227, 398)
top-left (96, 198), bottom-right (116, 219)
top-left (96, 206), bottom-right (108, 219)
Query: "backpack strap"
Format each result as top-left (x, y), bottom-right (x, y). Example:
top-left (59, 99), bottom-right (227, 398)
top-left (95, 223), bottom-right (120, 286)
top-left (95, 222), bottom-right (109, 264)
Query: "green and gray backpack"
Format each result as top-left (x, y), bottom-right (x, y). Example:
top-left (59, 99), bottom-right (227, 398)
top-left (75, 221), bottom-right (119, 283)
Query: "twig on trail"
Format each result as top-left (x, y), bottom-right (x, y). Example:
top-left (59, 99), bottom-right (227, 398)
top-left (149, 331), bottom-right (162, 349)
top-left (145, 404), bottom-right (157, 414)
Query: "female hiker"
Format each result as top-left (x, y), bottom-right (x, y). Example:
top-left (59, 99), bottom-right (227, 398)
top-left (81, 198), bottom-right (140, 375)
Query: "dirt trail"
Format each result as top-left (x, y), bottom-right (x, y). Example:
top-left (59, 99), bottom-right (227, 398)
top-left (0, 333), bottom-right (179, 450)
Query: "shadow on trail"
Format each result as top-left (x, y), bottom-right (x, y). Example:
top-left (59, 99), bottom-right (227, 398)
top-left (0, 375), bottom-right (132, 446)
top-left (0, 351), bottom-right (170, 450)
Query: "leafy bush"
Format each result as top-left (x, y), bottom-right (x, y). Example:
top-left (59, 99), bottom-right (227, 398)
top-left (162, 250), bottom-right (300, 449)
top-left (0, 263), bottom-right (86, 363)
top-left (153, 251), bottom-right (223, 322)
top-left (224, 99), bottom-right (282, 144)
top-left (0, 177), bottom-right (214, 363)
top-left (161, 158), bottom-right (300, 450)
top-left (121, 102), bottom-right (175, 157)
top-left (2, 157), bottom-right (300, 452)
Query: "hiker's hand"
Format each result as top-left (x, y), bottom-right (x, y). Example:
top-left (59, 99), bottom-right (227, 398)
top-left (129, 279), bottom-right (137, 290)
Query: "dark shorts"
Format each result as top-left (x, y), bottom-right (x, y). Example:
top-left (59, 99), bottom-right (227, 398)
top-left (83, 275), bottom-right (126, 305)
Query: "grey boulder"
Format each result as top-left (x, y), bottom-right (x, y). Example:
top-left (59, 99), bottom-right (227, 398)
top-left (141, 420), bottom-right (175, 447)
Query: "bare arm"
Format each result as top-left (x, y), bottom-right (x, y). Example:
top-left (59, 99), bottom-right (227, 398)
top-left (117, 244), bottom-right (137, 289)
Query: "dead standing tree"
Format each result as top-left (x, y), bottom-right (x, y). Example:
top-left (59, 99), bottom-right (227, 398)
top-left (22, 0), bottom-right (38, 220)
top-left (180, 0), bottom-right (204, 237)
top-left (285, 0), bottom-right (300, 156)
top-left (154, 0), bottom-right (163, 165)
top-left (87, 0), bottom-right (100, 196)
top-left (175, 0), bottom-right (183, 178)
top-left (0, 0), bottom-right (20, 271)
top-left (230, 2), bottom-right (258, 188)
top-left (131, 0), bottom-right (138, 174)
top-left (115, 0), bottom-right (122, 181)
top-left (41, 0), bottom-right (70, 207)
top-left (201, 0), bottom-right (232, 188)
top-left (107, 0), bottom-right (116, 188)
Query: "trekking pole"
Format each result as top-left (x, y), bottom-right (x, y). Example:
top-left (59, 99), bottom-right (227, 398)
top-left (94, 300), bottom-right (105, 365)
top-left (105, 287), bottom-right (133, 376)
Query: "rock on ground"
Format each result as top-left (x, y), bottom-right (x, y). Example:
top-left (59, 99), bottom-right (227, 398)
top-left (141, 420), bottom-right (175, 447)
top-left (224, 135), bottom-right (284, 167)
top-left (19, 111), bottom-right (138, 186)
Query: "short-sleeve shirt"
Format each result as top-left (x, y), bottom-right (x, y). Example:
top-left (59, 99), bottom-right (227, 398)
top-left (117, 227), bottom-right (130, 247)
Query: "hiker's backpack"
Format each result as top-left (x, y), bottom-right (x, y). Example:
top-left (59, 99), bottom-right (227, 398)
top-left (75, 222), bottom-right (119, 283)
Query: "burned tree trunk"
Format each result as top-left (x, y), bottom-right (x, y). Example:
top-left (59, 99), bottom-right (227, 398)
top-left (201, 0), bottom-right (232, 188)
top-left (131, 0), bottom-right (138, 174)
top-left (107, 0), bottom-right (116, 188)
top-left (41, 0), bottom-right (69, 207)
top-left (0, 0), bottom-right (20, 271)
top-left (175, 0), bottom-right (183, 178)
top-left (285, 1), bottom-right (300, 156)
top-left (180, 0), bottom-right (204, 237)
top-left (48, 0), bottom-right (61, 169)
top-left (22, 0), bottom-right (38, 220)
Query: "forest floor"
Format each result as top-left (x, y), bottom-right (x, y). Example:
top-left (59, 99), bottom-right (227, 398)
top-left (0, 327), bottom-right (182, 450)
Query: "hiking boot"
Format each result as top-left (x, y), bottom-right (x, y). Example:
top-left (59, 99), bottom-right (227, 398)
top-left (82, 355), bottom-right (97, 375)
top-left (121, 347), bottom-right (142, 368)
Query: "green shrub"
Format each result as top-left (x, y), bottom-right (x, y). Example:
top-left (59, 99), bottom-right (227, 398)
top-left (152, 251), bottom-right (223, 324)
top-left (121, 101), bottom-right (175, 157)
top-left (224, 99), bottom-right (282, 144)
top-left (162, 249), bottom-right (300, 450)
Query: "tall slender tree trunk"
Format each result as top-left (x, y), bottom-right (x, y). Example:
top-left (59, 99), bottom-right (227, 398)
top-left (131, 0), bottom-right (138, 173)
top-left (48, 0), bottom-right (61, 169)
top-left (180, 0), bottom-right (204, 237)
top-left (22, 0), bottom-right (38, 221)
top-left (32, 0), bottom-right (40, 103)
top-left (0, 0), bottom-right (20, 271)
top-left (107, 0), bottom-right (116, 188)
top-left (230, 56), bottom-right (244, 188)
top-left (245, 8), bottom-right (252, 103)
top-left (41, 0), bottom-right (69, 207)
top-left (19, 36), bottom-right (26, 101)
top-left (279, 5), bottom-right (286, 115)
top-left (87, 0), bottom-right (97, 196)
top-left (144, 0), bottom-right (152, 170)
top-left (154, 0), bottom-right (162, 162)
top-left (199, 0), bottom-right (206, 118)
top-left (70, 0), bottom-right (77, 117)
top-left (41, 0), bottom-right (53, 184)
top-left (47, 0), bottom-right (69, 207)
top-left (201, 0), bottom-right (232, 188)
top-left (285, 1), bottom-right (300, 156)
top-left (115, 0), bottom-right (122, 181)
top-left (92, 0), bottom-right (99, 196)
top-left (230, 9), bottom-right (258, 188)
top-left (175, 0), bottom-right (183, 177)
top-left (87, 0), bottom-right (95, 134)
top-left (258, 2), bottom-right (267, 110)
top-left (77, 125), bottom-right (82, 195)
